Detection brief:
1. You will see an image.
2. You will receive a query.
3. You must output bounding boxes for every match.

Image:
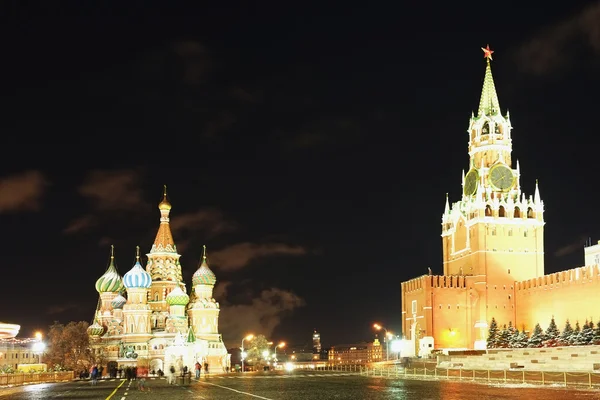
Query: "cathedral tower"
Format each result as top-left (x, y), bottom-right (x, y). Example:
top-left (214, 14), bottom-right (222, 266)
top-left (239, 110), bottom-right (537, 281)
top-left (188, 246), bottom-right (221, 341)
top-left (94, 245), bottom-right (124, 328)
top-left (440, 46), bottom-right (545, 325)
top-left (123, 246), bottom-right (152, 339)
top-left (146, 186), bottom-right (184, 328)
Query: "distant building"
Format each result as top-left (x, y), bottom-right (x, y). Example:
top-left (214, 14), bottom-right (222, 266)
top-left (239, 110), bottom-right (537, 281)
top-left (328, 338), bottom-right (383, 364)
top-left (312, 329), bottom-right (321, 354)
top-left (0, 337), bottom-right (43, 369)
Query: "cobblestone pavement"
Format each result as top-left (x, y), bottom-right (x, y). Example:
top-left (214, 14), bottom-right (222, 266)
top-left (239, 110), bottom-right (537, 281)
top-left (0, 370), bottom-right (598, 399)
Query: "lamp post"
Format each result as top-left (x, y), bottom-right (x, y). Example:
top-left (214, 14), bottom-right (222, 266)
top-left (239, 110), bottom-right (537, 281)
top-left (273, 342), bottom-right (285, 362)
top-left (373, 324), bottom-right (392, 361)
top-left (33, 332), bottom-right (45, 365)
top-left (241, 334), bottom-right (254, 373)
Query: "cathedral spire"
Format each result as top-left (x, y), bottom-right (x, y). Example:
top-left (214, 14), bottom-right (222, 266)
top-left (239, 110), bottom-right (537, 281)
top-left (478, 45), bottom-right (501, 117)
top-left (151, 186), bottom-right (177, 254)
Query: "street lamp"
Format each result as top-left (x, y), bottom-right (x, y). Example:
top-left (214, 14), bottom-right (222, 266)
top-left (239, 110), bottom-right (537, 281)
top-left (373, 323), bottom-right (392, 361)
top-left (32, 332), bottom-right (45, 364)
top-left (273, 342), bottom-right (285, 362)
top-left (241, 334), bottom-right (254, 373)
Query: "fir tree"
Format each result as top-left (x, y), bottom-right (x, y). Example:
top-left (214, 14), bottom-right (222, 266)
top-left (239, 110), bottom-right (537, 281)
top-left (579, 320), bottom-right (594, 345)
top-left (507, 322), bottom-right (518, 348)
top-left (560, 320), bottom-right (574, 346)
top-left (527, 323), bottom-right (545, 348)
top-left (515, 330), bottom-right (529, 348)
top-left (593, 320), bottom-right (600, 345)
top-left (569, 321), bottom-right (582, 346)
top-left (544, 316), bottom-right (560, 347)
top-left (486, 317), bottom-right (499, 349)
top-left (497, 324), bottom-right (510, 348)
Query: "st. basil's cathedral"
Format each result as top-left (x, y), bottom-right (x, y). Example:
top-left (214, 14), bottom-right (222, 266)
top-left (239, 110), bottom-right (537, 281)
top-left (88, 187), bottom-right (230, 373)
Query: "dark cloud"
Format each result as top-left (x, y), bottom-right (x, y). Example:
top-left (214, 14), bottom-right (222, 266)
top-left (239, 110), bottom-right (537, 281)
top-left (515, 2), bottom-right (600, 75)
top-left (0, 171), bottom-right (48, 213)
top-left (215, 282), bottom-right (306, 345)
top-left (554, 235), bottom-right (588, 257)
top-left (210, 242), bottom-right (307, 271)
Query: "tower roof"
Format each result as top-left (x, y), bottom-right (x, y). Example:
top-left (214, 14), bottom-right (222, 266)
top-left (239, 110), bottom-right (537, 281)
top-left (477, 45), bottom-right (501, 117)
top-left (123, 246), bottom-right (152, 289)
top-left (151, 185), bottom-right (177, 254)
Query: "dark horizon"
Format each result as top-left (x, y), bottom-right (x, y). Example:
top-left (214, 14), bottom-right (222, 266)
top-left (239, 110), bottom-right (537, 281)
top-left (1, 2), bottom-right (600, 348)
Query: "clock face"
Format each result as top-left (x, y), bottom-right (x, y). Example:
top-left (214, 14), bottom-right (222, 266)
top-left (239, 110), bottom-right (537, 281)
top-left (489, 164), bottom-right (515, 192)
top-left (464, 169), bottom-right (479, 196)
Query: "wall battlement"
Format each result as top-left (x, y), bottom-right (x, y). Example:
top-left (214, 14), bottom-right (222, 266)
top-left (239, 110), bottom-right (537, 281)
top-left (515, 264), bottom-right (600, 292)
top-left (402, 274), bottom-right (468, 293)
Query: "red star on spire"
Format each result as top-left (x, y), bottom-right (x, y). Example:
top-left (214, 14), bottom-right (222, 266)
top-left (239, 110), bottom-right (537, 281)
top-left (481, 44), bottom-right (494, 60)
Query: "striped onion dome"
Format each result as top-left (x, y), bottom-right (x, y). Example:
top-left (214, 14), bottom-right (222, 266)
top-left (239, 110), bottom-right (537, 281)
top-left (87, 321), bottom-right (105, 337)
top-left (111, 293), bottom-right (127, 309)
top-left (123, 247), bottom-right (152, 289)
top-left (166, 286), bottom-right (189, 306)
top-left (95, 246), bottom-right (125, 293)
top-left (192, 245), bottom-right (217, 286)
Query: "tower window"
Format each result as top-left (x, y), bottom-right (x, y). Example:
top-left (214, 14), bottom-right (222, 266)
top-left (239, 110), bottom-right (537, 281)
top-left (514, 207), bottom-right (521, 218)
top-left (527, 207), bottom-right (534, 218)
top-left (485, 205), bottom-right (492, 217)
top-left (524, 230), bottom-right (528, 237)
top-left (508, 229), bottom-right (513, 236)
top-left (498, 206), bottom-right (506, 218)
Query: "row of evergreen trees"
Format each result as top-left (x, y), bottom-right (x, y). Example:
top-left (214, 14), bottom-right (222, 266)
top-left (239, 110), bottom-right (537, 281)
top-left (486, 317), bottom-right (600, 348)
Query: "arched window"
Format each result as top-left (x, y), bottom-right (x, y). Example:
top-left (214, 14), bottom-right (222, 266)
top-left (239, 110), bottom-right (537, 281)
top-left (482, 121), bottom-right (490, 135)
top-left (514, 207), bottom-right (521, 218)
top-left (155, 293), bottom-right (159, 301)
top-left (527, 207), bottom-right (534, 218)
top-left (498, 206), bottom-right (506, 217)
top-left (485, 205), bottom-right (492, 217)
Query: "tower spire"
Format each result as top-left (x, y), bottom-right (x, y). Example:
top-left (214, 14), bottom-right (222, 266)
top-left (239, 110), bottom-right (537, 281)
top-left (151, 186), bottom-right (177, 253)
top-left (110, 244), bottom-right (115, 259)
top-left (444, 193), bottom-right (450, 214)
top-left (136, 245), bottom-right (140, 261)
top-left (478, 45), bottom-right (501, 117)
top-left (202, 244), bottom-right (207, 261)
top-left (534, 179), bottom-right (541, 205)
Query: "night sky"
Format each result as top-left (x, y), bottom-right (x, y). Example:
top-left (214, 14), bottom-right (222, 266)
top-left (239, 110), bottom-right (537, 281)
top-left (2, 2), bottom-right (599, 348)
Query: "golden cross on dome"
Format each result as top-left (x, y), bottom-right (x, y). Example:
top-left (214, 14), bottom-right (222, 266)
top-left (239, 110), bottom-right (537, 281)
top-left (481, 44), bottom-right (494, 60)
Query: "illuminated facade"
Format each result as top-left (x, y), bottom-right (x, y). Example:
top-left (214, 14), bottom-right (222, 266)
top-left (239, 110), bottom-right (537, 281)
top-left (88, 187), bottom-right (230, 373)
top-left (0, 337), bottom-right (43, 369)
top-left (328, 339), bottom-right (383, 364)
top-left (401, 47), bottom-right (600, 351)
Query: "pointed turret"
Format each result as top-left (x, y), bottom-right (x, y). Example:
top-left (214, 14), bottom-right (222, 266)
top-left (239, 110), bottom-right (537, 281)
top-left (478, 45), bottom-right (501, 117)
top-left (534, 179), bottom-right (541, 205)
top-left (151, 185), bottom-right (177, 254)
top-left (186, 326), bottom-right (196, 343)
top-left (444, 193), bottom-right (450, 215)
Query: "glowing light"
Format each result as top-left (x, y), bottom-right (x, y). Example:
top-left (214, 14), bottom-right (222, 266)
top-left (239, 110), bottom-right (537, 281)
top-left (284, 362), bottom-right (294, 371)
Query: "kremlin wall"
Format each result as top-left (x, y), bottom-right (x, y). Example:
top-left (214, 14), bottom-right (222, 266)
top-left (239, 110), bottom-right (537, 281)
top-left (400, 47), bottom-right (600, 354)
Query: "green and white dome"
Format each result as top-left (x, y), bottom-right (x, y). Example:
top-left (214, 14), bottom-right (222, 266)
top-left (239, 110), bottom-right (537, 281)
top-left (166, 286), bottom-right (189, 306)
top-left (95, 246), bottom-right (125, 293)
top-left (87, 320), bottom-right (105, 337)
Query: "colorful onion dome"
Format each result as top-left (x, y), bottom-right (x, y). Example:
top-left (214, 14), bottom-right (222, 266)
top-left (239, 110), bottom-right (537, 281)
top-left (158, 185), bottom-right (172, 211)
top-left (111, 293), bottom-right (127, 309)
top-left (166, 286), bottom-right (190, 306)
top-left (95, 245), bottom-right (125, 293)
top-left (192, 245), bottom-right (216, 286)
top-left (123, 246), bottom-right (152, 289)
top-left (87, 320), bottom-right (105, 337)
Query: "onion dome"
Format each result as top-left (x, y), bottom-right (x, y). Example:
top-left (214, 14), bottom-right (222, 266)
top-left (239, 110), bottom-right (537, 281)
top-left (87, 320), bottom-right (105, 337)
top-left (123, 246), bottom-right (152, 289)
top-left (166, 286), bottom-right (190, 306)
top-left (192, 245), bottom-right (216, 286)
top-left (158, 185), bottom-right (172, 211)
top-left (111, 293), bottom-right (127, 309)
top-left (95, 245), bottom-right (125, 293)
